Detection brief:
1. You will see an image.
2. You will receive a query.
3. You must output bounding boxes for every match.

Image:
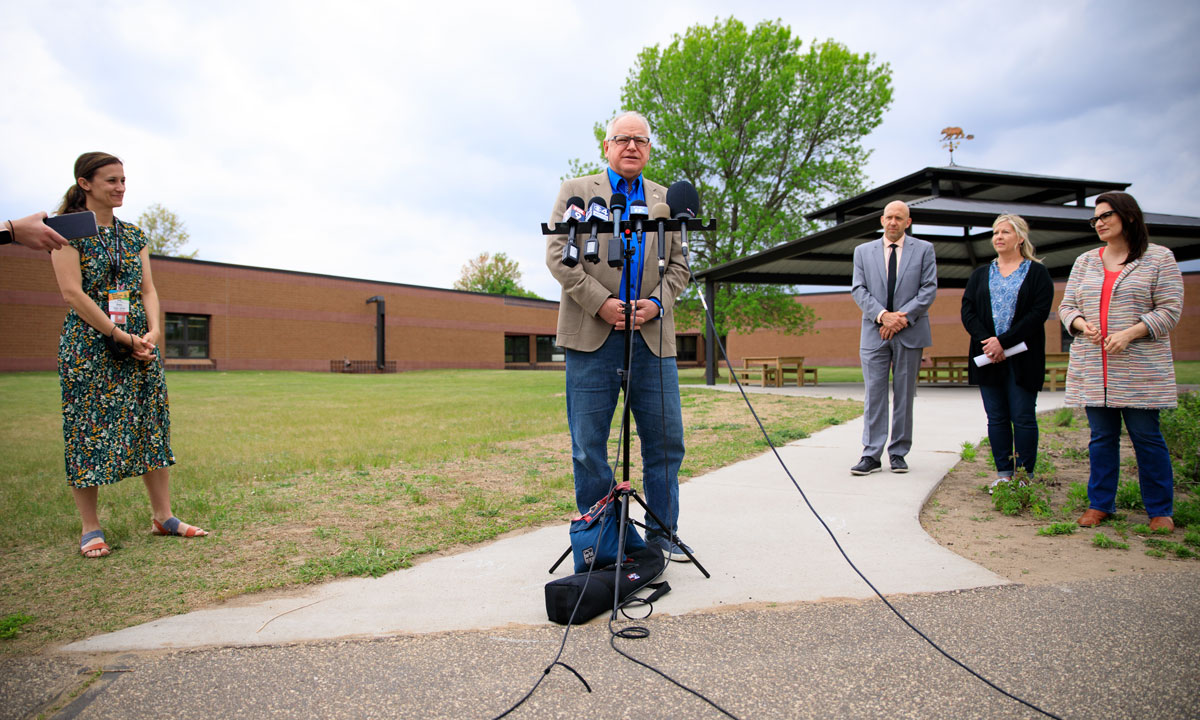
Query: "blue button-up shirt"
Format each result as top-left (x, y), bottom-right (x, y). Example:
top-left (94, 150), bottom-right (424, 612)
top-left (607, 168), bottom-right (646, 303)
top-left (989, 259), bottom-right (1031, 336)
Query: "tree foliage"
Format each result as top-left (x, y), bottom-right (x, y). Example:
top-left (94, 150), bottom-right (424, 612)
top-left (579, 17), bottom-right (893, 336)
top-left (453, 252), bottom-right (541, 299)
top-left (136, 203), bottom-right (197, 258)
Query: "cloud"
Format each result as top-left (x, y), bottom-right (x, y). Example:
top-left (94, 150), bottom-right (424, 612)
top-left (2, 0), bottom-right (1197, 300)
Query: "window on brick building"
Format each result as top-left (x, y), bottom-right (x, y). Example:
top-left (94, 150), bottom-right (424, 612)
top-left (677, 335), bottom-right (698, 362)
top-left (164, 314), bottom-right (210, 358)
top-left (505, 335), bottom-right (530, 363)
top-left (536, 335), bottom-right (563, 362)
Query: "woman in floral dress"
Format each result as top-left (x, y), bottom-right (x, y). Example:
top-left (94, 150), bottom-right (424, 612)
top-left (50, 152), bottom-right (207, 558)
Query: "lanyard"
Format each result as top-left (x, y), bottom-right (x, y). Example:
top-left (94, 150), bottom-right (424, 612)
top-left (99, 217), bottom-right (123, 288)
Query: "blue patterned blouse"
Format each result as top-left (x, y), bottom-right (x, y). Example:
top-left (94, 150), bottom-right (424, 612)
top-left (989, 259), bottom-right (1031, 335)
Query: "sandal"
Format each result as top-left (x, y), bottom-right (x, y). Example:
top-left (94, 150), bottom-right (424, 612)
top-left (80, 529), bottom-right (111, 558)
top-left (151, 516), bottom-right (209, 537)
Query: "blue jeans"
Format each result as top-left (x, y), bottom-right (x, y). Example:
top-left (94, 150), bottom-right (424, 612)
top-left (1084, 406), bottom-right (1174, 517)
top-left (565, 332), bottom-right (685, 538)
top-left (978, 363), bottom-right (1039, 477)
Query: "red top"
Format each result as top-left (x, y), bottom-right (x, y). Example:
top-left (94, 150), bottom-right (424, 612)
top-left (1098, 247), bottom-right (1121, 386)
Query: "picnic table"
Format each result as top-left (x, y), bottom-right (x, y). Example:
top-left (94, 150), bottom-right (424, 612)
top-left (730, 356), bottom-right (818, 387)
top-left (920, 355), bottom-right (970, 384)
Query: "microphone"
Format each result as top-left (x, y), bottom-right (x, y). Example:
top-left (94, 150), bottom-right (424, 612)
top-left (651, 202), bottom-right (670, 275)
top-left (583, 196), bottom-right (608, 264)
top-left (628, 201), bottom-right (649, 236)
top-left (667, 181), bottom-right (700, 260)
top-left (560, 196), bottom-right (585, 267)
top-left (607, 192), bottom-right (627, 267)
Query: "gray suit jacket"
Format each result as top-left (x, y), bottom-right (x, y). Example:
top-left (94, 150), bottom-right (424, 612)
top-left (851, 236), bottom-right (938, 350)
top-left (545, 172), bottom-right (689, 357)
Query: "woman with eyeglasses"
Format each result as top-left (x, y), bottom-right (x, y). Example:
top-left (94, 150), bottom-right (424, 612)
top-left (961, 214), bottom-right (1053, 492)
top-left (50, 152), bottom-right (208, 558)
top-left (1059, 192), bottom-right (1183, 532)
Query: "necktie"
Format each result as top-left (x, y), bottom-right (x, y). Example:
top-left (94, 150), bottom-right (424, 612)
top-left (886, 243), bottom-right (898, 312)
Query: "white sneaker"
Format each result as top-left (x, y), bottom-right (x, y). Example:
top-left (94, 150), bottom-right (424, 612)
top-left (988, 477), bottom-right (1010, 495)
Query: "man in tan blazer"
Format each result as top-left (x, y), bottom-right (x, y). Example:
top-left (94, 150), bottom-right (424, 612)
top-left (545, 111), bottom-right (693, 560)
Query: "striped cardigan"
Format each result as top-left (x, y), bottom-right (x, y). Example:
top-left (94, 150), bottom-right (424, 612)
top-left (1058, 243), bottom-right (1183, 409)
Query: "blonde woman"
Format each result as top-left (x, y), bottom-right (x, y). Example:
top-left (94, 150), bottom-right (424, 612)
top-left (960, 214), bottom-right (1053, 490)
top-left (50, 152), bottom-right (208, 558)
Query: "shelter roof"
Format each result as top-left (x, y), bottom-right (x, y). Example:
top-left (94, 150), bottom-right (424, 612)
top-left (696, 193), bottom-right (1200, 290)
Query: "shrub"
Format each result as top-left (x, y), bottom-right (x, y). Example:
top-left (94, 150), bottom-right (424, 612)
top-left (1161, 391), bottom-right (1200, 487)
top-left (1115, 479), bottom-right (1144, 510)
top-left (960, 441), bottom-right (977, 462)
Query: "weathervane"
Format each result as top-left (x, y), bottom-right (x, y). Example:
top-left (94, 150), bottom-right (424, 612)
top-left (940, 126), bottom-right (974, 166)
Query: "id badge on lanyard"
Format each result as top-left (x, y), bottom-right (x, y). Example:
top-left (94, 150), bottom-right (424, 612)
top-left (103, 218), bottom-right (129, 324)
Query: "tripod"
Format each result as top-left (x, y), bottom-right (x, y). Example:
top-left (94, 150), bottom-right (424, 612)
top-left (548, 215), bottom-right (708, 618)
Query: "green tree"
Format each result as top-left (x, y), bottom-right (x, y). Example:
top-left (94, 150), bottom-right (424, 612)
top-left (136, 203), bottom-right (197, 258)
top-left (453, 252), bottom-right (541, 299)
top-left (577, 17), bottom-right (893, 336)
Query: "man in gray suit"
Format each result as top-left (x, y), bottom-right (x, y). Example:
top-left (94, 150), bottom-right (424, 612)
top-left (545, 111), bottom-right (693, 559)
top-left (850, 200), bottom-right (938, 475)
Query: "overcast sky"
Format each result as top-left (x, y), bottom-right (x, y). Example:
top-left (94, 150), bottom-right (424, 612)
top-left (3, 0), bottom-right (1197, 299)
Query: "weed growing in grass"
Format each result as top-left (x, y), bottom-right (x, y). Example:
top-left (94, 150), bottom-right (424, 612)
top-left (960, 442), bottom-right (977, 462)
top-left (0, 613), bottom-right (34, 640)
top-left (1146, 548), bottom-right (1167, 558)
top-left (1131, 523), bottom-right (1173, 536)
top-left (1037, 522), bottom-right (1077, 536)
top-left (294, 536), bottom-right (419, 582)
top-left (991, 479), bottom-right (1052, 517)
top-left (1061, 446), bottom-right (1088, 460)
top-left (1115, 480), bottom-right (1144, 510)
top-left (1092, 532), bottom-right (1128, 550)
top-left (1052, 407), bottom-right (1076, 427)
top-left (823, 417), bottom-right (842, 426)
top-left (1062, 482), bottom-right (1090, 517)
top-left (1184, 529), bottom-right (1200, 548)
top-left (1144, 538), bottom-right (1198, 559)
top-left (1174, 496), bottom-right (1200, 528)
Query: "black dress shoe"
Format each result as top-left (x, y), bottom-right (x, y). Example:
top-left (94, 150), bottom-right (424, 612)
top-left (850, 456), bottom-right (882, 475)
top-left (890, 455), bottom-right (909, 473)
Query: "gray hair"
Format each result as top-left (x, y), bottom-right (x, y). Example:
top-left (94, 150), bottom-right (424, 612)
top-left (606, 111), bottom-right (652, 140)
top-left (992, 213), bottom-right (1039, 262)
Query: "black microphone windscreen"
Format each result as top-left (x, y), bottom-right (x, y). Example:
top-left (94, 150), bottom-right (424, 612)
top-left (609, 192), bottom-right (627, 213)
top-left (588, 196), bottom-right (607, 209)
top-left (667, 181), bottom-right (700, 218)
top-left (566, 196), bottom-right (585, 211)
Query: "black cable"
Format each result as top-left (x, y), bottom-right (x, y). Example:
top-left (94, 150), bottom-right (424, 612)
top-left (688, 279), bottom-right (1064, 720)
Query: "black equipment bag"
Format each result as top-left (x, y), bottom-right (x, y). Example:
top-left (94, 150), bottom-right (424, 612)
top-left (545, 546), bottom-right (668, 625)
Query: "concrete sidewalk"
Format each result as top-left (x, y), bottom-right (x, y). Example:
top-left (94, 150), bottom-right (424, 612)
top-left (62, 384), bottom-right (1068, 654)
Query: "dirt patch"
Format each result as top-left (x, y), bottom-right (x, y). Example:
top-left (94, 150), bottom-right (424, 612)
top-left (921, 407), bottom-right (1199, 583)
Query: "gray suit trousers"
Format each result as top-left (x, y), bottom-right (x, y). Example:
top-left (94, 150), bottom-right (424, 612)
top-left (860, 338), bottom-right (923, 460)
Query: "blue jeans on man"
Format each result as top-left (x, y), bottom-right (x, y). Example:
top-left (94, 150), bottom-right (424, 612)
top-left (565, 332), bottom-right (684, 540)
top-left (1084, 407), bottom-right (1174, 517)
top-left (978, 363), bottom-right (1039, 477)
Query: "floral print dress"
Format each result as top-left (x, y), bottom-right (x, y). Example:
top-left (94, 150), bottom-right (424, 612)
top-left (58, 219), bottom-right (174, 488)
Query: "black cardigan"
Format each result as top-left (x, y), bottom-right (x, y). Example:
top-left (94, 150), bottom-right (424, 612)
top-left (960, 260), bottom-right (1054, 392)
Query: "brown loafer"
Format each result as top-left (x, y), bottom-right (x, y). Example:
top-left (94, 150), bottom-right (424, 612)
top-left (1148, 516), bottom-right (1175, 533)
top-left (1077, 509), bottom-right (1109, 527)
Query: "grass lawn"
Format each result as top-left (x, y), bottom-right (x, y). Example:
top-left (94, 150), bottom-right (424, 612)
top-left (0, 370), bottom-right (862, 653)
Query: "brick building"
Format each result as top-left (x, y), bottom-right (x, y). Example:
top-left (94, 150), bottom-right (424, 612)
top-left (0, 245), bottom-right (708, 373)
